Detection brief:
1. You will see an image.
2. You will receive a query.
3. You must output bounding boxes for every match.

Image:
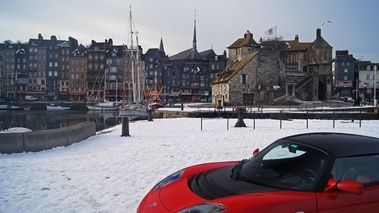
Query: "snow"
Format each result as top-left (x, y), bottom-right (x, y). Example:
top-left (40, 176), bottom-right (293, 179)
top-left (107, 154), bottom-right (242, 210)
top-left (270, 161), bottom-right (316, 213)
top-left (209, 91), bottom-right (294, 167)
top-left (1, 115), bottom-right (379, 212)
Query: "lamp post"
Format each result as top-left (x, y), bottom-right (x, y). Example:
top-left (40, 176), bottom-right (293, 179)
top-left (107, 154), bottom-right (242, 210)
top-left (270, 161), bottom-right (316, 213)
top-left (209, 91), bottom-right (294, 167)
top-left (364, 83), bottom-right (367, 105)
top-left (374, 65), bottom-right (377, 107)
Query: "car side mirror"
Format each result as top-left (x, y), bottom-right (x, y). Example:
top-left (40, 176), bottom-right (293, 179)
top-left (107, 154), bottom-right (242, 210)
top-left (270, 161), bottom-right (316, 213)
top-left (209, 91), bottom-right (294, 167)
top-left (324, 179), bottom-right (364, 195)
top-left (253, 148), bottom-right (259, 156)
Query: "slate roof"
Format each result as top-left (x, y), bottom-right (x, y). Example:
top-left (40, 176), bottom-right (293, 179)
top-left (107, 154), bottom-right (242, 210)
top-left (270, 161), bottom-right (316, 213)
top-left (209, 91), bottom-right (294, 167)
top-left (285, 40), bottom-right (312, 51)
top-left (169, 48), bottom-right (203, 61)
top-left (145, 48), bottom-right (166, 58)
top-left (358, 61), bottom-right (378, 70)
top-left (212, 52), bottom-right (258, 84)
top-left (228, 31), bottom-right (258, 49)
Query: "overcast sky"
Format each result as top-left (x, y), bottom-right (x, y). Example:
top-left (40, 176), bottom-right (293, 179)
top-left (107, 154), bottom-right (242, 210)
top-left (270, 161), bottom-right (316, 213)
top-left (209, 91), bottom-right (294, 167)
top-left (1, 0), bottom-right (379, 61)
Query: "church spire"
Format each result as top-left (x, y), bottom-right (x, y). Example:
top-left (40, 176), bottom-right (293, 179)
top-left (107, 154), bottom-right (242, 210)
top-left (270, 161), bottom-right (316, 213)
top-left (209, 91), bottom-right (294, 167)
top-left (193, 10), bottom-right (197, 51)
top-left (159, 31), bottom-right (165, 53)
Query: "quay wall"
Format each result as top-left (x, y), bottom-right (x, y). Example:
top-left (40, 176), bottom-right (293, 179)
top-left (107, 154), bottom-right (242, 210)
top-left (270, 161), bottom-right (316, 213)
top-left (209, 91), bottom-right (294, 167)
top-left (156, 107), bottom-right (379, 120)
top-left (0, 121), bottom-right (96, 154)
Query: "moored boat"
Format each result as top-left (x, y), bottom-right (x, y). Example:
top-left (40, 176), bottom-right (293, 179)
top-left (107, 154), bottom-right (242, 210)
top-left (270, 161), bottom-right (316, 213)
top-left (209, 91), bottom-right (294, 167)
top-left (86, 101), bottom-right (119, 111)
top-left (119, 103), bottom-right (147, 120)
top-left (144, 75), bottom-right (166, 109)
top-left (0, 101), bottom-right (24, 110)
top-left (0, 101), bottom-right (10, 110)
top-left (46, 103), bottom-right (72, 110)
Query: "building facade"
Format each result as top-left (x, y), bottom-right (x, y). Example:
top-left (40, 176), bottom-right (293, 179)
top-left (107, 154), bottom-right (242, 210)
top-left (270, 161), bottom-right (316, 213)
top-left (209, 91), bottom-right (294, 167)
top-left (333, 50), bottom-right (358, 99)
top-left (70, 46), bottom-right (88, 101)
top-left (212, 31), bottom-right (283, 106)
top-left (1, 42), bottom-right (16, 99)
top-left (212, 28), bottom-right (333, 106)
top-left (159, 19), bottom-right (227, 103)
top-left (358, 62), bottom-right (378, 102)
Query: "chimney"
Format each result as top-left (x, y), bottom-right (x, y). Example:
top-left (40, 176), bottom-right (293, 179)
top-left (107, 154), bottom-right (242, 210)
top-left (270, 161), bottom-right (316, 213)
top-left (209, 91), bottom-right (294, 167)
top-left (295, 34), bottom-right (299, 42)
top-left (316, 28), bottom-right (321, 39)
top-left (244, 30), bottom-right (253, 39)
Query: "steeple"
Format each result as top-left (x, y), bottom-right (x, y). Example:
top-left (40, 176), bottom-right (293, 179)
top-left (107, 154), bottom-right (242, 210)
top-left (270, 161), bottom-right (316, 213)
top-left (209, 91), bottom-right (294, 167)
top-left (159, 31), bottom-right (165, 53)
top-left (193, 11), bottom-right (197, 51)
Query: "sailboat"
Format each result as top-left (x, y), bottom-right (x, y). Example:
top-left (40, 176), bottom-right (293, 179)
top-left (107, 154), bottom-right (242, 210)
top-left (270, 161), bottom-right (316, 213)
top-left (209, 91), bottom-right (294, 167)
top-left (119, 6), bottom-right (148, 120)
top-left (86, 70), bottom-right (119, 111)
top-left (145, 75), bottom-right (166, 109)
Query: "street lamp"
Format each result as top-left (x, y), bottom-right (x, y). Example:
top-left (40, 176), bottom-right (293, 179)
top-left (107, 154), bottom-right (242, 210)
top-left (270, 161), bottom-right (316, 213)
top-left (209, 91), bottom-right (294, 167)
top-left (374, 65), bottom-right (377, 107)
top-left (364, 83), bottom-right (367, 105)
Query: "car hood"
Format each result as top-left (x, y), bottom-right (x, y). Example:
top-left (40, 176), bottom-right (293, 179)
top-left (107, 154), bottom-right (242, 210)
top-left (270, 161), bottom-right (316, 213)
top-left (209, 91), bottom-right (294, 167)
top-left (160, 166), bottom-right (279, 211)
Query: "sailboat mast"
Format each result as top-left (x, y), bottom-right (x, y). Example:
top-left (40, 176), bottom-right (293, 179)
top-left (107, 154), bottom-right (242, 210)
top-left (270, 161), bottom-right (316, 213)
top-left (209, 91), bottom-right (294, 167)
top-left (136, 31), bottom-right (141, 103)
top-left (104, 69), bottom-right (107, 102)
top-left (129, 6), bottom-right (137, 104)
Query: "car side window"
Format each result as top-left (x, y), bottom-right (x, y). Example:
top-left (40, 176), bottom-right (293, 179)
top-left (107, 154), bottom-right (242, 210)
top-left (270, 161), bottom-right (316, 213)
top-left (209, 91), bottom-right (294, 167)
top-left (332, 155), bottom-right (379, 185)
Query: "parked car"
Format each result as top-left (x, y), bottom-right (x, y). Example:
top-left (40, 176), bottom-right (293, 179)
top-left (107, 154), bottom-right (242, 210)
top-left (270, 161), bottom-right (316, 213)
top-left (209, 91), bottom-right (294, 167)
top-left (25, 95), bottom-right (38, 101)
top-left (137, 132), bottom-right (379, 213)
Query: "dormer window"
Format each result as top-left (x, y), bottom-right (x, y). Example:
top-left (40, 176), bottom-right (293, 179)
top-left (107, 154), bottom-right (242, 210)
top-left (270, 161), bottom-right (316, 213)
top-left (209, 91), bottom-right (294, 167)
top-left (367, 65), bottom-right (371, 70)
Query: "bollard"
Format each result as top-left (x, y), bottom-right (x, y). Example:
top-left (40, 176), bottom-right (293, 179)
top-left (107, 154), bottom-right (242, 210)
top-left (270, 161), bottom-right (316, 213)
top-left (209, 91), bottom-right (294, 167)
top-left (234, 107), bottom-right (246, 127)
top-left (148, 109), bottom-right (154, 121)
top-left (121, 117), bottom-right (130, 137)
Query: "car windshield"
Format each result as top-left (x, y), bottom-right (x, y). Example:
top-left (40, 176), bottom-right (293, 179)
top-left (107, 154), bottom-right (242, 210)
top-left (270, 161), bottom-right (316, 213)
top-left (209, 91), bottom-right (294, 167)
top-left (238, 140), bottom-right (328, 191)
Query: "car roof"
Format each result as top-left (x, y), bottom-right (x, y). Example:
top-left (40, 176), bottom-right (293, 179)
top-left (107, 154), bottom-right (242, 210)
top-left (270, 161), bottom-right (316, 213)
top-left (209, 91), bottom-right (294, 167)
top-left (279, 132), bottom-right (379, 158)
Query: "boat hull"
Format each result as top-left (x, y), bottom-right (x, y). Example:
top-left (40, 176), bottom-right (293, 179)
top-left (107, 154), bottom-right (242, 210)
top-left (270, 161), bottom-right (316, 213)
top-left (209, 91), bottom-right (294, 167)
top-left (119, 104), bottom-right (148, 120)
top-left (86, 105), bottom-right (119, 111)
top-left (46, 103), bottom-right (72, 110)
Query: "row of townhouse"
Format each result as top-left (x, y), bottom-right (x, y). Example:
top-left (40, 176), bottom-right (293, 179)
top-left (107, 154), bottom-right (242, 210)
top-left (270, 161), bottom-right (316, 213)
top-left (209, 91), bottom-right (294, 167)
top-left (0, 26), bottom-right (227, 104)
top-left (0, 34), bottom-right (145, 102)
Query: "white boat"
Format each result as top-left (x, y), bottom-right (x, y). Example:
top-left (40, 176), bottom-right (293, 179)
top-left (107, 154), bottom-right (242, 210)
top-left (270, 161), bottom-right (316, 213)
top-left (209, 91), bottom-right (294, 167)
top-left (119, 104), bottom-right (147, 120)
top-left (0, 101), bottom-right (9, 110)
top-left (86, 101), bottom-right (119, 111)
top-left (46, 103), bottom-right (72, 110)
top-left (0, 101), bottom-right (24, 110)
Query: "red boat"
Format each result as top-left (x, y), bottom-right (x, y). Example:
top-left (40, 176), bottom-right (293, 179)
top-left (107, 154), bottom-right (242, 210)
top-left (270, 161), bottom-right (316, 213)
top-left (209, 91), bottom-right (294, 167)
top-left (144, 77), bottom-right (166, 109)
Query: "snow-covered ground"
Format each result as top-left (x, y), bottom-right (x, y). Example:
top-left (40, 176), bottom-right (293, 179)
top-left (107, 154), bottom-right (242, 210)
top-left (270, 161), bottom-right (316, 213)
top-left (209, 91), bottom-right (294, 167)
top-left (1, 116), bottom-right (379, 212)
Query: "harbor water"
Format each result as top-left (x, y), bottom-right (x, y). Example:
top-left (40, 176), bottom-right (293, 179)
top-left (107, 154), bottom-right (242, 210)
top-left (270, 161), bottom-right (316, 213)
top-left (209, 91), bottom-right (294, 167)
top-left (0, 110), bottom-right (122, 132)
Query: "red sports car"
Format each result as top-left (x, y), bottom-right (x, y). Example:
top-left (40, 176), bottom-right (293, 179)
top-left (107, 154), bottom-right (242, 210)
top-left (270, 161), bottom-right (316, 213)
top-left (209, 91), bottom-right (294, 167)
top-left (137, 132), bottom-right (379, 213)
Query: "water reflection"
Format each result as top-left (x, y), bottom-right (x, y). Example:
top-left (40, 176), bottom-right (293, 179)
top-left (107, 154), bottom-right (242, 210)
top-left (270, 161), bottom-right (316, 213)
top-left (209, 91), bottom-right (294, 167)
top-left (0, 110), bottom-right (122, 132)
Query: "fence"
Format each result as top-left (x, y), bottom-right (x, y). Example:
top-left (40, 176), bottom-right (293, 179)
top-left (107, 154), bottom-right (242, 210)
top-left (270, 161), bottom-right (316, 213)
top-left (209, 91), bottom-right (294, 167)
top-left (198, 110), bottom-right (368, 131)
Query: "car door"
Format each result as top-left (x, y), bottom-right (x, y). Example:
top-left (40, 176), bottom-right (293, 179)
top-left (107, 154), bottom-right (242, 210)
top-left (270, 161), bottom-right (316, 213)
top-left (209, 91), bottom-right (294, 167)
top-left (317, 155), bottom-right (379, 212)
top-left (316, 184), bottom-right (379, 213)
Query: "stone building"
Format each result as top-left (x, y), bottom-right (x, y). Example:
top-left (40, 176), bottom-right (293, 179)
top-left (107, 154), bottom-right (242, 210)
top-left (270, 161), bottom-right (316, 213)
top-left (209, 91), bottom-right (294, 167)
top-left (212, 31), bottom-right (283, 106)
top-left (212, 28), bottom-right (333, 107)
top-left (275, 28), bottom-right (333, 101)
